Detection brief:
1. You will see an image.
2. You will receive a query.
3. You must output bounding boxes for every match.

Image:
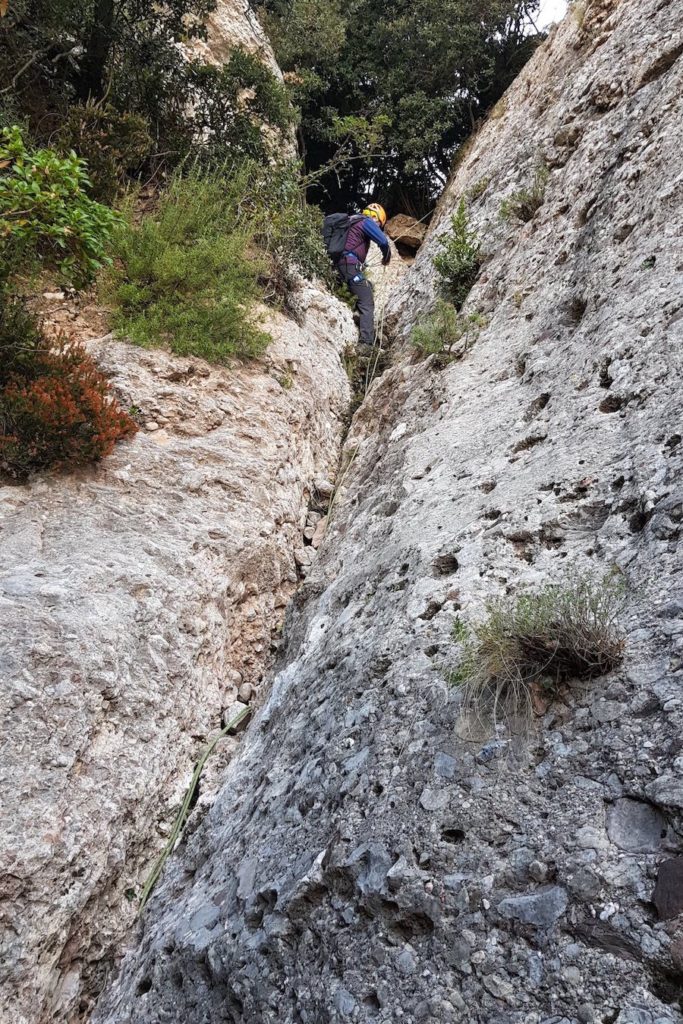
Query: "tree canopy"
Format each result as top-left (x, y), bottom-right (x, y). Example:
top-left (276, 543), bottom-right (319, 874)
top-left (1, 0), bottom-right (544, 213)
top-left (257, 0), bottom-right (544, 214)
top-left (0, 0), bottom-right (293, 166)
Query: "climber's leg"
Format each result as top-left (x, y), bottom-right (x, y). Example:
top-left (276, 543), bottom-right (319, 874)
top-left (351, 276), bottom-right (376, 345)
top-left (338, 260), bottom-right (376, 346)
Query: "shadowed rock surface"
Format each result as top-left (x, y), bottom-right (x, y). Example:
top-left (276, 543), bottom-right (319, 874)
top-left (94, 1), bottom-right (683, 1022)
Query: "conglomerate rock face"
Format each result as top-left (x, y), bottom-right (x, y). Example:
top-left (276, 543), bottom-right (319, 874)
top-left (0, 284), bottom-right (353, 1024)
top-left (94, 0), bottom-right (683, 1021)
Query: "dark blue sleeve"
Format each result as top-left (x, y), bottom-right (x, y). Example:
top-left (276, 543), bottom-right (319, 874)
top-left (361, 217), bottom-right (390, 254)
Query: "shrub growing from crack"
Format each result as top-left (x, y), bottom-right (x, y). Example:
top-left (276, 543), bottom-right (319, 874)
top-left (432, 199), bottom-right (481, 308)
top-left (411, 300), bottom-right (486, 366)
top-left (500, 162), bottom-right (550, 223)
top-left (450, 572), bottom-right (626, 730)
top-left (467, 177), bottom-right (490, 201)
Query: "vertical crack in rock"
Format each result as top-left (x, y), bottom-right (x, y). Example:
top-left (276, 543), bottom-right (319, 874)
top-left (9, 0), bottom-right (683, 1022)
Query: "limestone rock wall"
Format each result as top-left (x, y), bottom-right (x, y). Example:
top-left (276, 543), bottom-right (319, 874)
top-left (94, 0), bottom-right (683, 1022)
top-left (194, 0), bottom-right (283, 75)
top-left (0, 285), bottom-right (353, 1024)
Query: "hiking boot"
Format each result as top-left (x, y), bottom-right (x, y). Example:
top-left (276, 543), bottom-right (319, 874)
top-left (357, 342), bottom-right (375, 358)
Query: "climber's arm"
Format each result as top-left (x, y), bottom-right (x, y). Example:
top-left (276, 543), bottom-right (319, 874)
top-left (362, 217), bottom-right (392, 264)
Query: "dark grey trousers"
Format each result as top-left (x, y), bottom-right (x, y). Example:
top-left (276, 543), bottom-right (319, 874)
top-left (337, 259), bottom-right (375, 345)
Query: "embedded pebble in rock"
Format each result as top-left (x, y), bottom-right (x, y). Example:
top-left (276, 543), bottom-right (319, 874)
top-left (606, 798), bottom-right (668, 853)
top-left (223, 701), bottom-right (251, 731)
top-left (237, 682), bottom-right (254, 703)
top-left (498, 886), bottom-right (568, 929)
top-left (645, 776), bottom-right (683, 810)
top-left (314, 478), bottom-right (335, 498)
top-left (311, 515), bottom-right (328, 549)
top-left (90, 0), bottom-right (683, 1021)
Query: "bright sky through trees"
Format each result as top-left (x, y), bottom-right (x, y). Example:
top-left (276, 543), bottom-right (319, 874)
top-left (539, 0), bottom-right (569, 27)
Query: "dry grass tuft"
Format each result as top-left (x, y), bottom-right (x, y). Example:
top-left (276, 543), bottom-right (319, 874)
top-left (450, 573), bottom-right (626, 731)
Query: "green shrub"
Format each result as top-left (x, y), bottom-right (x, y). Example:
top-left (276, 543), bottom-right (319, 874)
top-left (432, 199), bottom-right (481, 308)
top-left (467, 177), bottom-right (490, 201)
top-left (0, 295), bottom-right (136, 479)
top-left (184, 50), bottom-right (295, 164)
top-left (411, 300), bottom-right (485, 364)
top-left (0, 125), bottom-right (119, 287)
top-left (0, 2), bottom-right (293, 172)
top-left (500, 162), bottom-right (549, 223)
top-left (242, 160), bottom-right (333, 294)
top-left (57, 104), bottom-right (152, 203)
top-left (450, 573), bottom-right (626, 728)
top-left (104, 169), bottom-right (269, 363)
top-left (104, 159), bottom-right (331, 363)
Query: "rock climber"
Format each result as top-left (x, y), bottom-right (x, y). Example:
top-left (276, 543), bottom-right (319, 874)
top-left (323, 203), bottom-right (392, 352)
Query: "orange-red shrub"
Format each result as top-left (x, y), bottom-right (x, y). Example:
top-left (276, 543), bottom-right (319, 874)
top-left (0, 332), bottom-right (137, 479)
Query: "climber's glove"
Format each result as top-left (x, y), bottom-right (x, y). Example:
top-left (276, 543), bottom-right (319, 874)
top-left (382, 248), bottom-right (392, 265)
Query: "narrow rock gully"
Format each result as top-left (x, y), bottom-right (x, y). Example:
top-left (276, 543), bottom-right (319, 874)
top-left (93, 1), bottom-right (683, 1019)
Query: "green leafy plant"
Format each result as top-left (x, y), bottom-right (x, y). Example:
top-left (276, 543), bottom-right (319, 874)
top-left (255, 0), bottom-right (545, 214)
top-left (184, 49), bottom-right (295, 165)
top-left (452, 616), bottom-right (469, 644)
top-left (432, 199), bottom-right (481, 308)
top-left (0, 125), bottom-right (119, 287)
top-left (1, 0), bottom-right (294, 179)
top-left (467, 176), bottom-right (490, 201)
top-left (412, 299), bottom-right (486, 365)
top-left (0, 295), bottom-right (137, 479)
top-left (450, 573), bottom-right (626, 730)
top-left (500, 162), bottom-right (550, 223)
top-left (245, 160), bottom-right (333, 293)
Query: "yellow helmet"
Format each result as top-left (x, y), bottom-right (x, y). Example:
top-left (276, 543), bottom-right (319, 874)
top-left (363, 203), bottom-right (387, 228)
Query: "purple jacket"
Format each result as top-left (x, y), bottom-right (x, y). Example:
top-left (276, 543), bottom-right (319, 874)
top-left (342, 216), bottom-right (390, 264)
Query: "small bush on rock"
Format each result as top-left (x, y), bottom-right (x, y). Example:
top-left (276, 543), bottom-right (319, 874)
top-left (500, 162), bottom-right (549, 223)
top-left (243, 160), bottom-right (333, 295)
top-left (184, 50), bottom-right (295, 165)
top-left (451, 573), bottom-right (626, 728)
top-left (104, 168), bottom-right (270, 363)
top-left (412, 300), bottom-right (485, 366)
top-left (432, 199), bottom-right (481, 308)
top-left (0, 297), bottom-right (136, 479)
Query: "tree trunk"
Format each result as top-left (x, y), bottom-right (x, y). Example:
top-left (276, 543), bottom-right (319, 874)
top-left (75, 0), bottom-right (115, 102)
